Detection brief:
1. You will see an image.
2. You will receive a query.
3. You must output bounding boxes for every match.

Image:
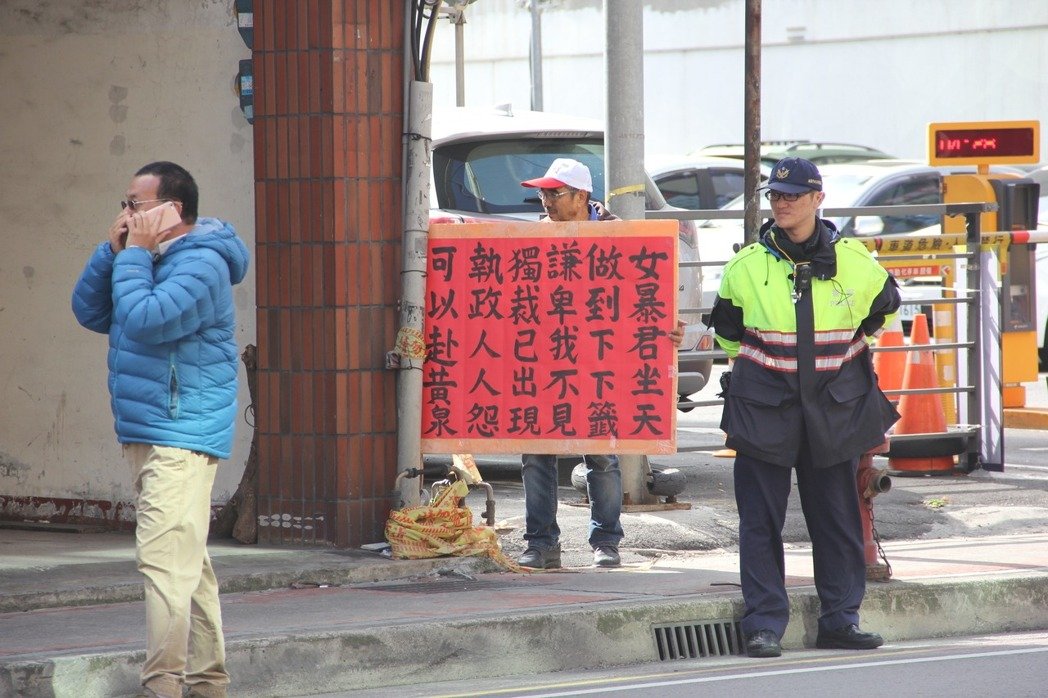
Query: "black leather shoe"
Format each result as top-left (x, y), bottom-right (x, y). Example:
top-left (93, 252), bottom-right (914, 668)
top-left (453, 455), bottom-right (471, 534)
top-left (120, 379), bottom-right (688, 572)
top-left (745, 629), bottom-right (781, 658)
top-left (517, 544), bottom-right (561, 569)
top-left (816, 623), bottom-right (884, 650)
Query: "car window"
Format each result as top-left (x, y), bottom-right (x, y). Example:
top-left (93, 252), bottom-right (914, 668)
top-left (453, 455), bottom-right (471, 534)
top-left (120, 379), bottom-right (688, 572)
top-left (656, 172), bottom-right (701, 210)
top-left (710, 169), bottom-right (746, 208)
top-left (432, 138), bottom-right (605, 214)
top-left (842, 171), bottom-right (943, 234)
top-left (862, 176), bottom-right (941, 235)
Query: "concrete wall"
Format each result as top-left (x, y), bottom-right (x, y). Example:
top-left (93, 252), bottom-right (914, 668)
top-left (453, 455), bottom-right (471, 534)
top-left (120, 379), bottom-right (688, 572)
top-left (429, 0), bottom-right (1048, 162)
top-left (0, 1), bottom-right (254, 519)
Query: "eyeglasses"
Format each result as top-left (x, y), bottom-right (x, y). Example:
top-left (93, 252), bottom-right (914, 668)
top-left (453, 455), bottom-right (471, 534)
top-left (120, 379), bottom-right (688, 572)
top-left (765, 190), bottom-right (812, 203)
top-left (538, 188), bottom-right (575, 203)
top-left (120, 198), bottom-right (168, 211)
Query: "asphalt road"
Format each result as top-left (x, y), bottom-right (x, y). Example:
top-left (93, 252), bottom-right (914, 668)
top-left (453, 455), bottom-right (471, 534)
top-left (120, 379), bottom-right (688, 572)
top-left (321, 631), bottom-right (1048, 697)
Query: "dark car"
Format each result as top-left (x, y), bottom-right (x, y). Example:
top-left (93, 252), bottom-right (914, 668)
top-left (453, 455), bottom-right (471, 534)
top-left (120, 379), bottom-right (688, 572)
top-left (647, 155), bottom-right (765, 211)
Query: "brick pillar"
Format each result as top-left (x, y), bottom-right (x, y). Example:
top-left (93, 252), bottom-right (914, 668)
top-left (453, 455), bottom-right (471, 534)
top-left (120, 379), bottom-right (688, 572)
top-left (253, 1), bottom-right (403, 547)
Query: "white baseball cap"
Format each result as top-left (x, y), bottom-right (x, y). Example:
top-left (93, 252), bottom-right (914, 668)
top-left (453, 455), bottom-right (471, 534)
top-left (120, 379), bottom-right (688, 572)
top-left (521, 158), bottom-right (593, 192)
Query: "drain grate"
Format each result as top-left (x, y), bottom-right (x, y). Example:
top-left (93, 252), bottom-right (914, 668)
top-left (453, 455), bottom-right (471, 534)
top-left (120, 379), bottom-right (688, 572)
top-left (653, 620), bottom-right (745, 660)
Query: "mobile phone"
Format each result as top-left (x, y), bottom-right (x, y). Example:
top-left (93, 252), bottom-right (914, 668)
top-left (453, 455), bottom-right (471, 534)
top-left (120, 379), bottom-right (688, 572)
top-left (141, 201), bottom-right (182, 232)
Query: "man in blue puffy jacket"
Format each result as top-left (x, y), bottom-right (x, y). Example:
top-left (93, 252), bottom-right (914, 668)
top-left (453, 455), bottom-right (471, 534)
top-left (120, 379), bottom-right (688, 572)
top-left (72, 161), bottom-right (249, 698)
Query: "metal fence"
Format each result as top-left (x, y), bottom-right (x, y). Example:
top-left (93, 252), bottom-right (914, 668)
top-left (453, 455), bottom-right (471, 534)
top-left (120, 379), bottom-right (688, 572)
top-left (649, 201), bottom-right (1015, 471)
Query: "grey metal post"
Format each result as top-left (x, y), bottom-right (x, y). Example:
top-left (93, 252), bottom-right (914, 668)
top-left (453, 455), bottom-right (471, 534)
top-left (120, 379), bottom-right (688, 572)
top-left (529, 0), bottom-right (544, 111)
top-left (604, 0), bottom-right (646, 221)
top-left (454, 12), bottom-right (466, 107)
top-left (965, 211), bottom-right (1003, 472)
top-left (605, 0), bottom-right (656, 504)
top-left (395, 80), bottom-right (433, 508)
top-left (743, 0), bottom-right (762, 244)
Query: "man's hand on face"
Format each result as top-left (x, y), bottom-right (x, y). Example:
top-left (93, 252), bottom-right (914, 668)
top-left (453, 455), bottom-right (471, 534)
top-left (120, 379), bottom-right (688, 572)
top-left (108, 210), bottom-right (132, 254)
top-left (124, 207), bottom-right (169, 251)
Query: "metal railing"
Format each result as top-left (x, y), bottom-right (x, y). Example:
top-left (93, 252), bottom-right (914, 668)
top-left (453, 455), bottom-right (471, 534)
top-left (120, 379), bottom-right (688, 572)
top-left (648, 201), bottom-right (1017, 471)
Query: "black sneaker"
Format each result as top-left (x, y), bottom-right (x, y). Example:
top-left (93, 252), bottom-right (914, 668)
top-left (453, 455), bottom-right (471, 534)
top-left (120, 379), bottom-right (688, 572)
top-left (593, 545), bottom-right (620, 567)
top-left (816, 623), bottom-right (884, 650)
top-left (518, 543), bottom-right (561, 569)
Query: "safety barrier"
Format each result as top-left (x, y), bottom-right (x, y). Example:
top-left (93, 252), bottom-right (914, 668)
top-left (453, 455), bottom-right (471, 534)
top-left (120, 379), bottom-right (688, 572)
top-left (649, 202), bottom-right (1045, 473)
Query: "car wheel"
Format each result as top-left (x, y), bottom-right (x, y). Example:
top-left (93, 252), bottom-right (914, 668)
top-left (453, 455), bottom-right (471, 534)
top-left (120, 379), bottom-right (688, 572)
top-left (677, 394), bottom-right (696, 412)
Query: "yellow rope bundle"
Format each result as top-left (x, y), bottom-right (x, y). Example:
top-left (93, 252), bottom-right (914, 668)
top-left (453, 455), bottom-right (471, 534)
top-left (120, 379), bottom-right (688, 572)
top-left (385, 479), bottom-right (526, 573)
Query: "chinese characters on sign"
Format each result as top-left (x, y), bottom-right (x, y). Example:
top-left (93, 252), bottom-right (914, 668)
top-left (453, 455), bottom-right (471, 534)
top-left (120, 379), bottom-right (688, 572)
top-left (422, 221), bottom-right (679, 455)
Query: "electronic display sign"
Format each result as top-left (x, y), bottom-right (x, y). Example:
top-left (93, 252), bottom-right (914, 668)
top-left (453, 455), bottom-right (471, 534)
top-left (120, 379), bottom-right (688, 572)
top-left (928, 120), bottom-right (1039, 166)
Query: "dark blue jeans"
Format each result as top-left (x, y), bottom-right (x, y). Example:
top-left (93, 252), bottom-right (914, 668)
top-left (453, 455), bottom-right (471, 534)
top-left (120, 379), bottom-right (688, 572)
top-left (521, 454), bottom-right (624, 550)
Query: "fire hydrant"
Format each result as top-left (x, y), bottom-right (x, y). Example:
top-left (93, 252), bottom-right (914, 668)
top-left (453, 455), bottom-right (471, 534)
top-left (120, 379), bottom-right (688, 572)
top-left (857, 440), bottom-right (892, 581)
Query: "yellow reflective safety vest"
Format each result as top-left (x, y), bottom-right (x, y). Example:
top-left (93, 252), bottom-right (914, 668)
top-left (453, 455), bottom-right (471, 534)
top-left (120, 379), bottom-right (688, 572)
top-left (711, 221), bottom-right (900, 467)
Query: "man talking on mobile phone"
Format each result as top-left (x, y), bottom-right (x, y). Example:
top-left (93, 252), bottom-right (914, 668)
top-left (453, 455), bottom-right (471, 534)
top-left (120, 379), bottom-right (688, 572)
top-left (72, 161), bottom-right (249, 698)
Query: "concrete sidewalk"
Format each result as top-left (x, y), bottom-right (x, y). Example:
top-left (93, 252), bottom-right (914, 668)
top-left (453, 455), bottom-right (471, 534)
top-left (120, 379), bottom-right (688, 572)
top-left (2, 528), bottom-right (1048, 697)
top-left (3, 375), bottom-right (1046, 696)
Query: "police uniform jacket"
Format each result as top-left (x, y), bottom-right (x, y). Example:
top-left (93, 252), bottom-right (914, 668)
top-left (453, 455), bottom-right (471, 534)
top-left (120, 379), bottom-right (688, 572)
top-left (710, 218), bottom-right (901, 468)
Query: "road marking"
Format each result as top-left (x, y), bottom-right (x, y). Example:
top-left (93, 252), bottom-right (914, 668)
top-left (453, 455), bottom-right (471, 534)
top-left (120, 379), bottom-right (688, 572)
top-left (514, 646), bottom-right (1048, 697)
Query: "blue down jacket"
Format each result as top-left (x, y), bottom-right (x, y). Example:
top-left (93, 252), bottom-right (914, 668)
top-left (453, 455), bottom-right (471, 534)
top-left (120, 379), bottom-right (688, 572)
top-left (71, 218), bottom-right (250, 459)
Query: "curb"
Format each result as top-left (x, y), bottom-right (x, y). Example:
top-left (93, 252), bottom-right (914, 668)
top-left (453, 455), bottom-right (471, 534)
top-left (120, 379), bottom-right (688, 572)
top-left (7, 574), bottom-right (1048, 697)
top-left (1003, 407), bottom-right (1048, 430)
top-left (1, 555), bottom-right (501, 614)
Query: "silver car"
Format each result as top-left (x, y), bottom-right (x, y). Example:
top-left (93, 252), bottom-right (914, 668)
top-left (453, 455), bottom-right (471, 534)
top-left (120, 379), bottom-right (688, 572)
top-left (695, 161), bottom-right (946, 329)
top-left (429, 106), bottom-right (714, 402)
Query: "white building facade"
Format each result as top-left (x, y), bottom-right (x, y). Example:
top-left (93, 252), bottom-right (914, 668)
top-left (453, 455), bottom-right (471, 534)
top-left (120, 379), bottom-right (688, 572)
top-left (429, 0), bottom-right (1048, 162)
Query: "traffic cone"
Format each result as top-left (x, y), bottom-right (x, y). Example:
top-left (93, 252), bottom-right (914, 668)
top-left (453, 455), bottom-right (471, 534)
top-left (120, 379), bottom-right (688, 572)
top-left (873, 316), bottom-right (905, 394)
top-left (888, 314), bottom-right (954, 474)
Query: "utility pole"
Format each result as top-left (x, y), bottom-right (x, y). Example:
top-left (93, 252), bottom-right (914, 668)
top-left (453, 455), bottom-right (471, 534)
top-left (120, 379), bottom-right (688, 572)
top-left (454, 10), bottom-right (466, 106)
top-left (529, 0), bottom-right (544, 110)
top-left (743, 0), bottom-right (762, 244)
top-left (604, 0), bottom-right (657, 505)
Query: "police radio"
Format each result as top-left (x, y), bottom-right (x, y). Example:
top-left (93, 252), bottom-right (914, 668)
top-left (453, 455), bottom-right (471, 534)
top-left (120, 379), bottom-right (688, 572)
top-left (792, 262), bottom-right (813, 304)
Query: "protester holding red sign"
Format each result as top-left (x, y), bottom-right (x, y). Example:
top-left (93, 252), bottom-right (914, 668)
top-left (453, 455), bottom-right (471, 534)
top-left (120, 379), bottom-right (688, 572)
top-left (513, 159), bottom-right (683, 570)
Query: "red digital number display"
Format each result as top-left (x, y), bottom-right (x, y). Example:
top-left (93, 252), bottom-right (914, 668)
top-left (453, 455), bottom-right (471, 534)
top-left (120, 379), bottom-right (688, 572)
top-left (934, 127), bottom-right (1035, 159)
top-left (928, 120), bottom-right (1039, 165)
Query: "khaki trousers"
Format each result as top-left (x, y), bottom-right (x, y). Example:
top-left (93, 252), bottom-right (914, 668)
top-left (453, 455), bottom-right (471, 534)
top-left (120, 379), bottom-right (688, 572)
top-left (127, 444), bottom-right (229, 698)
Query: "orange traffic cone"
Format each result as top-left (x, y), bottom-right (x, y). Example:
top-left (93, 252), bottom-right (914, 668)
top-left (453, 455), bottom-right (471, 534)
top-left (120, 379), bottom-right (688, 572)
top-left (873, 316), bottom-right (905, 394)
top-left (888, 314), bottom-right (954, 474)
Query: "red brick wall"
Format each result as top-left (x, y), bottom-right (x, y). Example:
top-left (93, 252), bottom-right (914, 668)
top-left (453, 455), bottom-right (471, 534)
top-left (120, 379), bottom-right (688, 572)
top-left (252, 0), bottom-right (404, 547)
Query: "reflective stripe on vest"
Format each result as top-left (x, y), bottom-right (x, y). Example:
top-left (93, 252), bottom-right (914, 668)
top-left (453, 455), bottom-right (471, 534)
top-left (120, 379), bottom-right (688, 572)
top-left (738, 327), bottom-right (870, 373)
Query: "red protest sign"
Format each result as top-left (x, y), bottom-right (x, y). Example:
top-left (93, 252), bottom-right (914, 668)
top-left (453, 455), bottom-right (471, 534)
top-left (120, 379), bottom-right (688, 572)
top-left (422, 220), bottom-right (679, 455)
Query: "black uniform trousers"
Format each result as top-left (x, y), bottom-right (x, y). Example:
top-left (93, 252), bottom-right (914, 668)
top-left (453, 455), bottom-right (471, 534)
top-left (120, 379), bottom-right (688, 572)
top-left (734, 448), bottom-right (866, 639)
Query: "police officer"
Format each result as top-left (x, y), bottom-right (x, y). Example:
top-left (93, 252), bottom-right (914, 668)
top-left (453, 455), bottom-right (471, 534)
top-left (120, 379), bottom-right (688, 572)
top-left (710, 157), bottom-right (900, 658)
